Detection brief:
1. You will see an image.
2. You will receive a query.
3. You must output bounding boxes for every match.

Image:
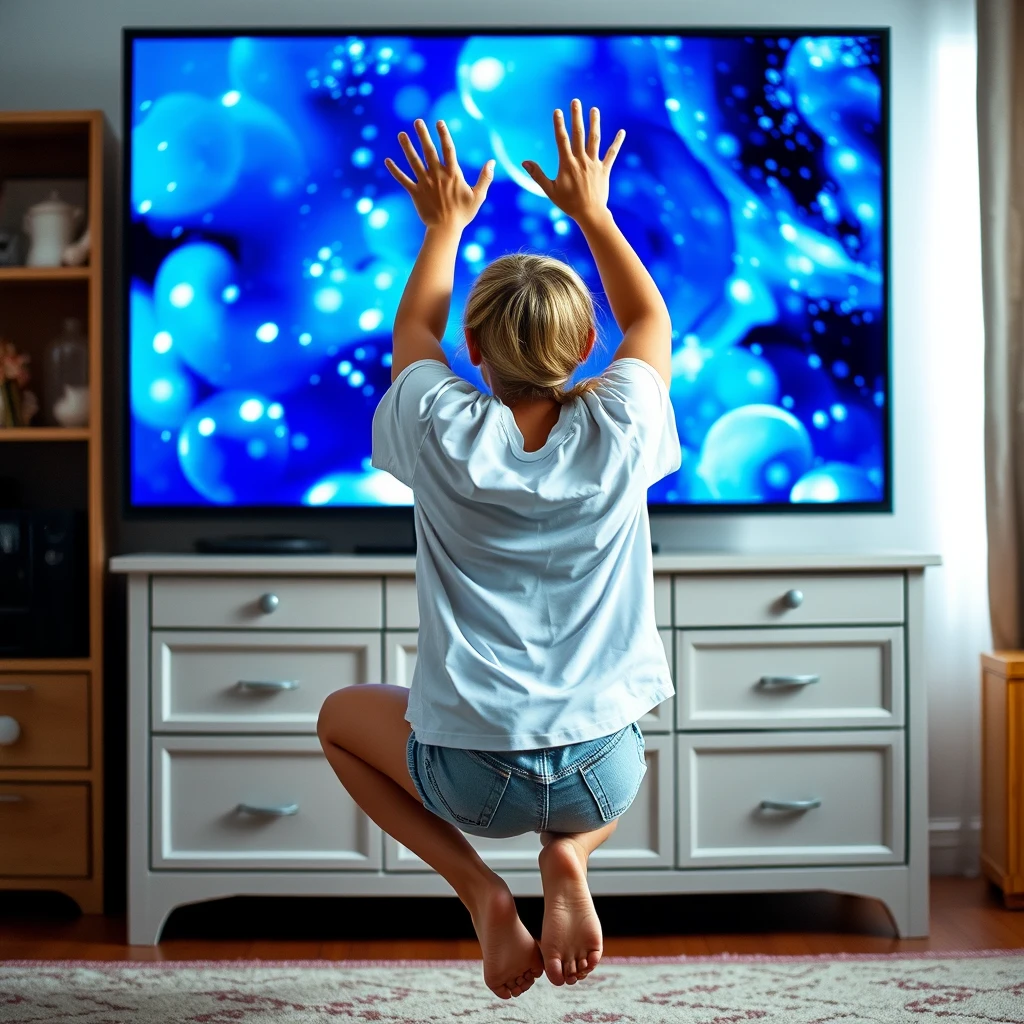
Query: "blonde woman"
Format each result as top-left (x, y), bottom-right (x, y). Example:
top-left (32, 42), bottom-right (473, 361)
top-left (318, 99), bottom-right (680, 999)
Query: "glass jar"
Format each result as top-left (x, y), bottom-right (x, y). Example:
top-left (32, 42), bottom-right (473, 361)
top-left (46, 317), bottom-right (90, 427)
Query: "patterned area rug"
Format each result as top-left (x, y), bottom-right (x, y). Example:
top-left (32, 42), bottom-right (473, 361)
top-left (1, 953), bottom-right (1023, 1023)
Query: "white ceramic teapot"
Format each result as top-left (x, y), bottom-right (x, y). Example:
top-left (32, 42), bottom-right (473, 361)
top-left (23, 192), bottom-right (83, 267)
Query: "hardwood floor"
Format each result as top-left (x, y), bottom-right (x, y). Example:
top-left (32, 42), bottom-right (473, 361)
top-left (1, 879), bottom-right (1022, 961)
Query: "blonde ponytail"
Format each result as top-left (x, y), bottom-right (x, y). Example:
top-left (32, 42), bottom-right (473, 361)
top-left (463, 254), bottom-right (599, 405)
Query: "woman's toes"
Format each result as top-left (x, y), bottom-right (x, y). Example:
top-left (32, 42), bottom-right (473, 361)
top-left (494, 984), bottom-right (512, 1000)
top-left (545, 956), bottom-right (565, 986)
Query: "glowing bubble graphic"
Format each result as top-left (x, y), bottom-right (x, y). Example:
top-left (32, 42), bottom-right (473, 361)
top-left (178, 391), bottom-right (289, 504)
top-left (239, 398), bottom-right (264, 421)
top-left (169, 283), bottom-right (194, 308)
top-left (221, 90), bottom-right (241, 107)
top-left (790, 462), bottom-right (881, 503)
top-left (129, 286), bottom-right (196, 431)
top-left (255, 322), bottom-right (279, 343)
top-left (468, 57), bottom-right (506, 91)
top-left (698, 405), bottom-right (814, 502)
top-left (132, 93), bottom-right (243, 220)
top-left (359, 308), bottom-right (384, 331)
top-left (304, 468), bottom-right (413, 506)
top-left (314, 287), bottom-right (343, 313)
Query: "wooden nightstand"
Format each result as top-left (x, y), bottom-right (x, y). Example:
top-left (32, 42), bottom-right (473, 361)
top-left (981, 652), bottom-right (1024, 908)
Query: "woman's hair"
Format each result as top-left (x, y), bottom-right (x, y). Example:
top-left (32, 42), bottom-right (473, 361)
top-left (463, 253), bottom-right (600, 404)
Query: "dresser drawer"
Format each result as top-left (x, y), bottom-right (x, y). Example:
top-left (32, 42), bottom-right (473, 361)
top-left (0, 674), bottom-right (89, 768)
top-left (152, 632), bottom-right (382, 732)
top-left (384, 630), bottom-right (674, 733)
top-left (654, 575), bottom-right (671, 628)
top-left (151, 736), bottom-right (381, 870)
top-left (677, 731), bottom-right (904, 868)
top-left (385, 577), bottom-right (418, 629)
top-left (386, 732), bottom-right (675, 870)
top-left (676, 627), bottom-right (904, 730)
top-left (151, 576), bottom-right (383, 630)
top-left (673, 573), bottom-right (904, 627)
top-left (0, 783), bottom-right (89, 876)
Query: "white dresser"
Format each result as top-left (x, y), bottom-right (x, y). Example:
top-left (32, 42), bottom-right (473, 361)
top-left (111, 552), bottom-right (938, 944)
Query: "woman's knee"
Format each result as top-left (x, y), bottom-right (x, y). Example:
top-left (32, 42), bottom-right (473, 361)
top-left (317, 687), bottom-right (355, 748)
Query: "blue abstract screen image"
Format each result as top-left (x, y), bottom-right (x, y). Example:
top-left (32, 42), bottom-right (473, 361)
top-left (126, 30), bottom-right (888, 509)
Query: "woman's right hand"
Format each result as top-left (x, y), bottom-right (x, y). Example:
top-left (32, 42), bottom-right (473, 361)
top-left (522, 99), bottom-right (625, 226)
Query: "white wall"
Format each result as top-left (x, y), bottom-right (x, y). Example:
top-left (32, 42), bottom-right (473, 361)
top-left (0, 0), bottom-right (988, 871)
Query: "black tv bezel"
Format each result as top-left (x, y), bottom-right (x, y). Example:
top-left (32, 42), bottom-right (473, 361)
top-left (121, 25), bottom-right (892, 519)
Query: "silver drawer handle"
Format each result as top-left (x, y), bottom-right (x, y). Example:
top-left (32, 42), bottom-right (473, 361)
top-left (236, 680), bottom-right (299, 693)
top-left (258, 593), bottom-right (280, 614)
top-left (0, 684), bottom-right (32, 692)
top-left (236, 802), bottom-right (299, 817)
top-left (758, 675), bottom-right (821, 689)
top-left (0, 716), bottom-right (21, 746)
top-left (0, 794), bottom-right (25, 803)
top-left (781, 588), bottom-right (804, 609)
top-left (760, 798), bottom-right (822, 812)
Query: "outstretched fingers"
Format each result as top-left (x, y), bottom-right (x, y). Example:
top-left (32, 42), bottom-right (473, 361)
top-left (569, 98), bottom-right (586, 156)
top-left (384, 157), bottom-right (416, 193)
top-left (436, 119), bottom-right (459, 171)
top-left (397, 131), bottom-right (426, 180)
top-left (521, 159), bottom-right (554, 197)
top-left (472, 159), bottom-right (496, 203)
top-left (553, 107), bottom-right (573, 161)
top-left (413, 118), bottom-right (441, 171)
top-left (587, 106), bottom-right (601, 159)
top-left (603, 128), bottom-right (626, 169)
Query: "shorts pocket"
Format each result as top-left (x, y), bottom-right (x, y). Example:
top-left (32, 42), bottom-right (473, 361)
top-left (422, 745), bottom-right (511, 829)
top-left (581, 724), bottom-right (648, 823)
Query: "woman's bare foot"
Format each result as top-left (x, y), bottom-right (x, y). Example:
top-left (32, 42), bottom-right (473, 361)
top-left (467, 880), bottom-right (544, 999)
top-left (538, 837), bottom-right (603, 985)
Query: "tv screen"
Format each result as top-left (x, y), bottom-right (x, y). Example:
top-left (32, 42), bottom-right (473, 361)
top-left (125, 28), bottom-right (889, 511)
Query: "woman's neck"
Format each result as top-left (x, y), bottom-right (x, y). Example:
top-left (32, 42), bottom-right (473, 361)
top-left (505, 395), bottom-right (563, 453)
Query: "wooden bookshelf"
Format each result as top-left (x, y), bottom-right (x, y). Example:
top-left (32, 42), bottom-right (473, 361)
top-left (0, 266), bottom-right (92, 282)
top-left (0, 110), bottom-right (106, 915)
top-left (0, 427), bottom-right (90, 441)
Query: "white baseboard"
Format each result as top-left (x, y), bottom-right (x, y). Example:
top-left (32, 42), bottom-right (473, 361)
top-left (929, 816), bottom-right (981, 876)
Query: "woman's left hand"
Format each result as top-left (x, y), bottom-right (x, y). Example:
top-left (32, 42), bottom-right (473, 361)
top-left (386, 119), bottom-right (495, 230)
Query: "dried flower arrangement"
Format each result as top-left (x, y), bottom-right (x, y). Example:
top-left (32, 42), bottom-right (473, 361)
top-left (0, 339), bottom-right (39, 427)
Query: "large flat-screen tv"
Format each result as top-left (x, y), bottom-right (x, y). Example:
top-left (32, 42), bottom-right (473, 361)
top-left (124, 27), bottom-right (889, 512)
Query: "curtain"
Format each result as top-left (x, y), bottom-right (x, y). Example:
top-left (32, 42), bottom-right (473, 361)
top-left (979, 0), bottom-right (1024, 652)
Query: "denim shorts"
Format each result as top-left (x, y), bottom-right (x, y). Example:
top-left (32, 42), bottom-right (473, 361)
top-left (406, 722), bottom-right (647, 838)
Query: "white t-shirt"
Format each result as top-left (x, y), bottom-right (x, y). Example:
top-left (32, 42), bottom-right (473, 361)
top-left (371, 356), bottom-right (682, 750)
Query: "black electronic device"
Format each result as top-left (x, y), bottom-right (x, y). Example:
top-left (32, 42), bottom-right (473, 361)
top-left (194, 535), bottom-right (330, 554)
top-left (0, 509), bottom-right (88, 657)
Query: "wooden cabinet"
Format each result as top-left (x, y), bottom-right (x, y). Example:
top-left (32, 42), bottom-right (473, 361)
top-left (981, 651), bottom-right (1024, 907)
top-left (0, 111), bottom-right (108, 913)
top-left (112, 553), bottom-right (936, 944)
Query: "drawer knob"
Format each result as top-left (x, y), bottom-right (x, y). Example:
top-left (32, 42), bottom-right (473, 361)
top-left (0, 683), bottom-right (32, 692)
top-left (0, 793), bottom-right (25, 803)
top-left (236, 680), bottom-right (299, 693)
top-left (258, 593), bottom-right (280, 615)
top-left (759, 797), bottom-right (822, 812)
top-left (0, 716), bottom-right (21, 746)
top-left (758, 674), bottom-right (821, 689)
top-left (237, 802), bottom-right (299, 817)
top-left (782, 588), bottom-right (804, 609)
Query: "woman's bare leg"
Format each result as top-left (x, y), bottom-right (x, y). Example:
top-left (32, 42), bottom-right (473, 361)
top-left (317, 684), bottom-right (542, 998)
top-left (537, 820), bottom-right (618, 986)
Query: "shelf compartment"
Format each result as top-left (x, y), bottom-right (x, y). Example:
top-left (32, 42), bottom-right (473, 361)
top-left (0, 267), bottom-right (91, 283)
top-left (0, 428), bottom-right (90, 442)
